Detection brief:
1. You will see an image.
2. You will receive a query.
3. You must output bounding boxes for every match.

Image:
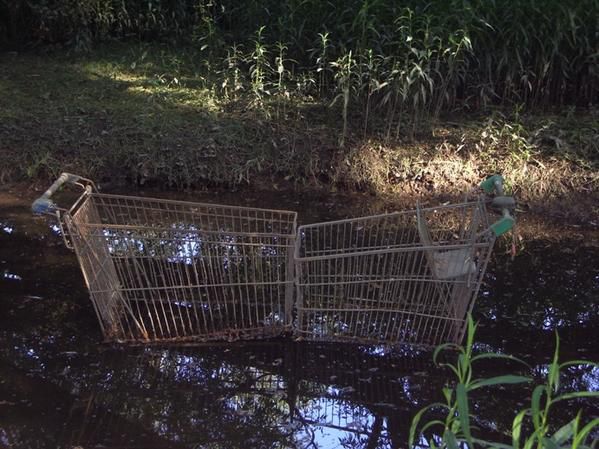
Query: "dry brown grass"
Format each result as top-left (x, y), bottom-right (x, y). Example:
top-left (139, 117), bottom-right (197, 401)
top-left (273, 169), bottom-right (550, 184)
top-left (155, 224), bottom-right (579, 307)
top-left (333, 115), bottom-right (598, 206)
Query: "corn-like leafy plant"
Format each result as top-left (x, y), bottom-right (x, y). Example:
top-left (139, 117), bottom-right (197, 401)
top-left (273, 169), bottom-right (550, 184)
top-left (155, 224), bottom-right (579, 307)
top-left (409, 316), bottom-right (599, 449)
top-left (222, 43), bottom-right (245, 100)
top-left (5, 0), bottom-right (597, 146)
top-left (247, 26), bottom-right (271, 106)
top-left (312, 32), bottom-right (333, 97)
top-left (330, 50), bottom-right (358, 147)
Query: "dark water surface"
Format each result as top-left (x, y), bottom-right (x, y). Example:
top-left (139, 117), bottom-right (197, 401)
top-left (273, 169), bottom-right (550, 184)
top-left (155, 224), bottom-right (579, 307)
top-left (0, 187), bottom-right (597, 448)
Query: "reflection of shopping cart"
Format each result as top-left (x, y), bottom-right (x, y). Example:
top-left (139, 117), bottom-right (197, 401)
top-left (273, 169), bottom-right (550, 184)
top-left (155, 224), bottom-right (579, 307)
top-left (57, 343), bottom-right (434, 449)
top-left (33, 174), bottom-right (513, 346)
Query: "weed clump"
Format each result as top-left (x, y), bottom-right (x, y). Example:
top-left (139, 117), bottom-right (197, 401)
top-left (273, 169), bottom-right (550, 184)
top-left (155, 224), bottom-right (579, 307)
top-left (410, 316), bottom-right (599, 449)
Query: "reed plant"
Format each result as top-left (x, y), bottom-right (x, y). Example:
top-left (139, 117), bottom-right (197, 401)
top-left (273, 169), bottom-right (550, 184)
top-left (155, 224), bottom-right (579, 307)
top-left (409, 316), bottom-right (599, 449)
top-left (7, 0), bottom-right (596, 141)
top-left (247, 26), bottom-right (271, 106)
top-left (2, 0), bottom-right (597, 192)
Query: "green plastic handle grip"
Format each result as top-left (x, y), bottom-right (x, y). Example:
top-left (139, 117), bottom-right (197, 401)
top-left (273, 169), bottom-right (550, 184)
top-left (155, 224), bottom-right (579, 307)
top-left (490, 215), bottom-right (515, 237)
top-left (480, 174), bottom-right (504, 195)
top-left (481, 174), bottom-right (516, 237)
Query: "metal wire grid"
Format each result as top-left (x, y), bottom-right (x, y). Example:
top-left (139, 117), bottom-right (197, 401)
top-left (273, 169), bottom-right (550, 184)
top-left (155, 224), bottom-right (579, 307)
top-left (60, 343), bottom-right (431, 449)
top-left (294, 199), bottom-right (495, 346)
top-left (60, 183), bottom-right (495, 346)
top-left (65, 192), bottom-right (297, 342)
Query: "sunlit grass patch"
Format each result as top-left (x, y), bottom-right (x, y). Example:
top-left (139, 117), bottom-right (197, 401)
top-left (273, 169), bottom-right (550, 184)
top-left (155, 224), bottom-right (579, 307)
top-left (0, 43), bottom-right (596, 219)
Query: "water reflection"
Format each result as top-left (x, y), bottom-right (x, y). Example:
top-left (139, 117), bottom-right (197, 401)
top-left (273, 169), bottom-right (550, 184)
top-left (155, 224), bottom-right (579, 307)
top-left (1, 223), bottom-right (14, 234)
top-left (1, 190), bottom-right (598, 448)
top-left (2, 270), bottom-right (22, 281)
top-left (533, 363), bottom-right (599, 393)
top-left (50, 223), bottom-right (62, 236)
top-left (6, 329), bottom-right (593, 449)
top-left (41, 343), bottom-right (439, 449)
top-left (38, 342), bottom-right (594, 449)
top-left (476, 240), bottom-right (599, 358)
top-left (581, 366), bottom-right (599, 392)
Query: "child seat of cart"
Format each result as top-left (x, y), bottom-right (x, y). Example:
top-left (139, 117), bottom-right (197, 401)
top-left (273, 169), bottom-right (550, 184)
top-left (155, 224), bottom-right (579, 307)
top-left (417, 205), bottom-right (476, 280)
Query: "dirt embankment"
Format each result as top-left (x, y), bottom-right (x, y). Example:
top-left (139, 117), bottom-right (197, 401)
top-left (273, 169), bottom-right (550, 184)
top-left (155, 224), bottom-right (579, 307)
top-left (1, 50), bottom-right (597, 225)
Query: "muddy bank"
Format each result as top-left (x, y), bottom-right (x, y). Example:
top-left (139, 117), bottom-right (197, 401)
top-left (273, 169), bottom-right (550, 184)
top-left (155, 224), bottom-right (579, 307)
top-left (1, 49), bottom-right (597, 222)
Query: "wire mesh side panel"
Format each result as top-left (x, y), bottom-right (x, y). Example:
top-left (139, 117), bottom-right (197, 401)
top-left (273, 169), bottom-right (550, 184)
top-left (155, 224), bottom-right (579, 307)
top-left (69, 193), bottom-right (297, 343)
top-left (417, 200), bottom-right (495, 343)
top-left (294, 200), bottom-right (495, 346)
top-left (65, 194), bottom-right (130, 339)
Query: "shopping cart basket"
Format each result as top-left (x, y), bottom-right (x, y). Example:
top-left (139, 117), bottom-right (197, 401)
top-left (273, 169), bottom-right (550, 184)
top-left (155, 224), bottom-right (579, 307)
top-left (32, 174), bottom-right (297, 343)
top-left (33, 174), bottom-right (513, 346)
top-left (294, 175), bottom-right (514, 346)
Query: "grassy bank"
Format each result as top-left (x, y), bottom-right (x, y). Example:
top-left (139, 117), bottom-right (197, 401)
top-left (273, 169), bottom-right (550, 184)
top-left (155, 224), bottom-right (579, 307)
top-left (0, 44), bottom-right (597, 215)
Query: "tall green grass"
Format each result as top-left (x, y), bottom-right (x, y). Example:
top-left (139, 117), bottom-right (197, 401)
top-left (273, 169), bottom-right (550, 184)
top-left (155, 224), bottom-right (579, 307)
top-left (409, 316), bottom-right (599, 449)
top-left (3, 0), bottom-right (597, 140)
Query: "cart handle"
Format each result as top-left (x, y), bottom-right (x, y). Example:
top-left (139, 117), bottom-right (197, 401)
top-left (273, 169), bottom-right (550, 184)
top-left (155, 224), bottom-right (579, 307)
top-left (32, 173), bottom-right (95, 215)
top-left (480, 174), bottom-right (505, 195)
top-left (480, 174), bottom-right (516, 237)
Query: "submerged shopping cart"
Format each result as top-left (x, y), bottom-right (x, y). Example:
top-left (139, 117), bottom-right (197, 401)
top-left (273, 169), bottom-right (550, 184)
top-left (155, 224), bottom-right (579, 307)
top-left (33, 174), bottom-right (514, 346)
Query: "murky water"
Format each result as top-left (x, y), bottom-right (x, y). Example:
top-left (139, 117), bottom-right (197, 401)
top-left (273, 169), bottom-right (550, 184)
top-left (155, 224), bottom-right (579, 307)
top-left (0, 187), bottom-right (597, 448)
